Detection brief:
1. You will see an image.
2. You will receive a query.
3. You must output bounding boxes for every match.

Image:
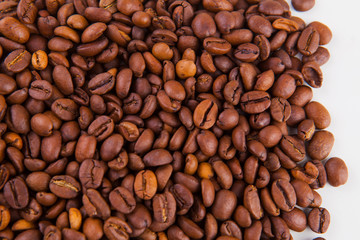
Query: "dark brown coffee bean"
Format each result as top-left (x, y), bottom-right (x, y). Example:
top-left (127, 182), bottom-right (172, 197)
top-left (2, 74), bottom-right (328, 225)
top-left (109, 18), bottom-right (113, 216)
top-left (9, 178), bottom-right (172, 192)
top-left (291, 179), bottom-right (314, 208)
top-left (248, 15), bottom-right (272, 38)
top-left (308, 207), bottom-right (330, 233)
top-left (292, 0), bottom-right (315, 11)
top-left (0, 74), bottom-right (16, 95)
top-left (308, 21), bottom-right (332, 45)
top-left (193, 99), bottom-right (218, 129)
top-left (49, 175), bottom-right (81, 199)
top-left (5, 49), bottom-right (31, 73)
top-left (302, 47), bottom-right (330, 66)
top-left (325, 157), bottom-right (348, 187)
top-left (152, 191), bottom-right (176, 226)
top-left (79, 159), bottom-right (106, 189)
top-left (244, 185), bottom-right (263, 220)
top-left (270, 97), bottom-right (291, 122)
top-left (305, 101), bottom-right (331, 129)
top-left (0, 17), bottom-right (30, 44)
top-left (212, 189), bottom-right (237, 221)
top-left (203, 37), bottom-right (232, 55)
top-left (83, 188), bottom-right (110, 219)
top-left (254, 34), bottom-right (271, 61)
top-left (244, 220), bottom-right (262, 240)
top-left (170, 183), bottom-right (193, 216)
top-left (280, 135), bottom-right (305, 162)
top-left (104, 216), bottom-right (132, 240)
top-left (51, 98), bottom-right (78, 121)
top-left (234, 43), bottom-right (260, 62)
top-left (271, 179), bottom-right (296, 212)
top-left (240, 91), bottom-right (271, 114)
top-left (307, 130), bottom-right (334, 160)
top-left (4, 176), bottom-right (29, 209)
top-left (297, 27), bottom-right (320, 56)
top-left (109, 187), bottom-right (136, 214)
top-left (191, 12), bottom-right (216, 39)
top-left (203, 0), bottom-right (233, 12)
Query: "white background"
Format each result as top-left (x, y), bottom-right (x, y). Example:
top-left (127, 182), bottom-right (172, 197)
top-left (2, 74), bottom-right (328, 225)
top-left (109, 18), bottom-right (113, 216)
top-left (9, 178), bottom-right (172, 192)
top-left (288, 0), bottom-right (360, 239)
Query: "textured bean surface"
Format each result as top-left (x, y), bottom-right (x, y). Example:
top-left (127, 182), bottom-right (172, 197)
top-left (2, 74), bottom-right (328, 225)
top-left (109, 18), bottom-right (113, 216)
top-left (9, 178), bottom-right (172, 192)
top-left (0, 0), bottom-right (347, 239)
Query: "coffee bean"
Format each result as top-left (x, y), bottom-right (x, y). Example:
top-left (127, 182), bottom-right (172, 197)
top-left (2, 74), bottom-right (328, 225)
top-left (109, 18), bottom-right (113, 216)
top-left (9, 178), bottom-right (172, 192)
top-left (109, 186), bottom-right (136, 214)
top-left (4, 176), bottom-right (29, 209)
top-left (49, 175), bottom-right (81, 199)
top-left (193, 99), bottom-right (218, 129)
top-left (244, 185), bottom-right (263, 220)
top-left (325, 157), bottom-right (348, 187)
top-left (0, 17), bottom-right (30, 44)
top-left (292, 0), bottom-right (315, 12)
top-left (5, 49), bottom-right (31, 73)
top-left (308, 207), bottom-right (330, 233)
top-left (0, 0), bottom-right (347, 238)
top-left (170, 183), bottom-right (193, 215)
top-left (234, 43), bottom-right (260, 62)
top-left (271, 179), bottom-right (296, 212)
top-left (82, 188), bottom-right (110, 219)
top-left (0, 74), bottom-right (16, 95)
top-left (291, 179), bottom-right (314, 207)
top-left (307, 130), bottom-right (335, 160)
top-left (29, 80), bottom-right (53, 101)
top-left (0, 205), bottom-right (10, 231)
top-left (248, 15), bottom-right (273, 38)
top-left (79, 159), bottom-right (106, 189)
top-left (203, 37), bottom-right (232, 55)
top-left (298, 27), bottom-right (320, 56)
top-left (134, 170), bottom-right (157, 200)
top-left (51, 98), bottom-right (78, 121)
top-left (191, 12), bottom-right (216, 39)
top-left (211, 189), bottom-right (237, 221)
top-left (270, 97), bottom-right (291, 122)
top-left (305, 101), bottom-right (331, 129)
top-left (103, 217), bottom-right (132, 240)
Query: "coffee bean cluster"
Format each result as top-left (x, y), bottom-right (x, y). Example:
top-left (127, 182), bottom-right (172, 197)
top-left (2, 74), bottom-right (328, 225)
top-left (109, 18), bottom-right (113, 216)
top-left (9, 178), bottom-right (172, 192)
top-left (0, 0), bottom-right (348, 239)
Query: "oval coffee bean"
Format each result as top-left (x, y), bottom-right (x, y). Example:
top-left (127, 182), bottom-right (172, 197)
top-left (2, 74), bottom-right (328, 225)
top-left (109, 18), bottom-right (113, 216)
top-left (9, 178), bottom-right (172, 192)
top-left (49, 175), bottom-right (81, 199)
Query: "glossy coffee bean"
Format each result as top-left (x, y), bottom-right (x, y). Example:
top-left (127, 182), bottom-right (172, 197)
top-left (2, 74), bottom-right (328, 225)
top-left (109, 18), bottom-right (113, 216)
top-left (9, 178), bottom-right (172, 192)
top-left (325, 157), bottom-right (348, 187)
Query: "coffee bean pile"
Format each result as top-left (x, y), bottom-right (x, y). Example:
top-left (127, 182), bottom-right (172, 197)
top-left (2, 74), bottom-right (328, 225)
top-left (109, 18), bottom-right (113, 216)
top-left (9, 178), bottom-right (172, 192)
top-left (0, 0), bottom-right (349, 239)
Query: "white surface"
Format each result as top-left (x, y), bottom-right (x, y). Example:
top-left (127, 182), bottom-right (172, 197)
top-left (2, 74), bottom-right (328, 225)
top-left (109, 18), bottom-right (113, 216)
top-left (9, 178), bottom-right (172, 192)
top-left (288, 0), bottom-right (360, 239)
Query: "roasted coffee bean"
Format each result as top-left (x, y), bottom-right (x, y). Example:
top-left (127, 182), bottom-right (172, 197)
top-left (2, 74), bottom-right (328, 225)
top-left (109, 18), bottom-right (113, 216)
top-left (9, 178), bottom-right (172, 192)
top-left (271, 179), bottom-right (296, 212)
top-left (0, 0), bottom-right (347, 238)
top-left (307, 130), bottom-right (335, 160)
top-left (83, 188), bottom-right (110, 219)
top-left (325, 157), bottom-right (348, 187)
top-left (305, 101), bottom-right (331, 129)
top-left (103, 216), bottom-right (132, 240)
top-left (270, 97), bottom-right (291, 122)
top-left (0, 17), bottom-right (30, 44)
top-left (4, 176), bottom-right (29, 209)
top-left (308, 207), bottom-right (330, 233)
top-left (5, 49), bottom-right (31, 73)
top-left (240, 91), bottom-right (271, 114)
top-left (109, 187), bottom-right (136, 214)
top-left (49, 175), bottom-right (81, 199)
top-left (291, 179), bottom-right (314, 207)
top-left (234, 43), bottom-right (260, 62)
top-left (193, 99), bottom-right (218, 129)
top-left (0, 205), bottom-right (10, 231)
top-left (309, 21), bottom-right (332, 45)
top-left (212, 189), bottom-right (237, 221)
top-left (292, 0), bottom-right (315, 11)
top-left (134, 170), bottom-right (157, 200)
top-left (79, 159), bottom-right (106, 189)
